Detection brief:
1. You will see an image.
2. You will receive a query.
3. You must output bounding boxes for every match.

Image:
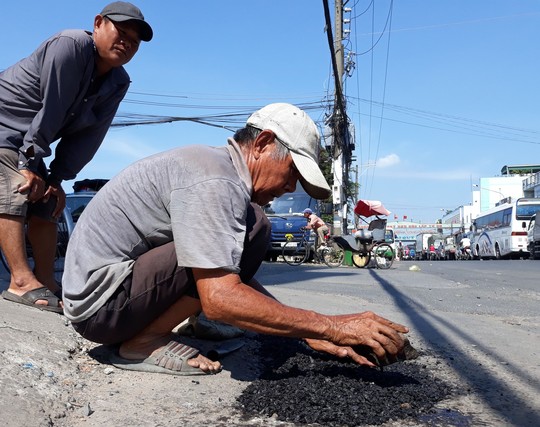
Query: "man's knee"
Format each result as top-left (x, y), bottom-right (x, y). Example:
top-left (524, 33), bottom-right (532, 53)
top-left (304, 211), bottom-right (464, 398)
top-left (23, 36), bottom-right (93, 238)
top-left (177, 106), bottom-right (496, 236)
top-left (246, 203), bottom-right (271, 247)
top-left (239, 204), bottom-right (270, 282)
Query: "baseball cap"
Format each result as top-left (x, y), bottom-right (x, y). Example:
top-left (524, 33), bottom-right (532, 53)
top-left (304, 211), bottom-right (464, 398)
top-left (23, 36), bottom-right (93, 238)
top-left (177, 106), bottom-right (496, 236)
top-left (247, 103), bottom-right (331, 200)
top-left (100, 1), bottom-right (153, 42)
top-left (303, 208), bottom-right (313, 215)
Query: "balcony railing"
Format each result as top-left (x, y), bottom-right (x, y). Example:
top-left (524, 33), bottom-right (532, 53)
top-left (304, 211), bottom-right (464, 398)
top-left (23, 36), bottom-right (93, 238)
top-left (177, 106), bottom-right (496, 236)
top-left (523, 171), bottom-right (540, 191)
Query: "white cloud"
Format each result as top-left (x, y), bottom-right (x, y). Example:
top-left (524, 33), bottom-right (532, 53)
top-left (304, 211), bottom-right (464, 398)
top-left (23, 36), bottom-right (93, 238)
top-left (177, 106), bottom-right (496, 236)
top-left (363, 153), bottom-right (474, 181)
top-left (376, 153), bottom-right (400, 168)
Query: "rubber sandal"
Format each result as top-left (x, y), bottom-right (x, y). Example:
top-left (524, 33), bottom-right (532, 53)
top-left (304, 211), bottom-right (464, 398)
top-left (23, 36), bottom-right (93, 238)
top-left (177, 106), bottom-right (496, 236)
top-left (1, 287), bottom-right (63, 314)
top-left (109, 340), bottom-right (222, 376)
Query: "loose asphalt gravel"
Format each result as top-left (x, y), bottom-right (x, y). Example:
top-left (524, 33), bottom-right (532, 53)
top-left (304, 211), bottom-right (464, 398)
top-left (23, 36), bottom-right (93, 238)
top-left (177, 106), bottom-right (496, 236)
top-left (236, 335), bottom-right (458, 426)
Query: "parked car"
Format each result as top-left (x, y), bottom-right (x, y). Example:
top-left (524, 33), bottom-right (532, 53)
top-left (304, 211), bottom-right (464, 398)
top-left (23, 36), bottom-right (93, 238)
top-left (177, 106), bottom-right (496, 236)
top-left (55, 179), bottom-right (108, 256)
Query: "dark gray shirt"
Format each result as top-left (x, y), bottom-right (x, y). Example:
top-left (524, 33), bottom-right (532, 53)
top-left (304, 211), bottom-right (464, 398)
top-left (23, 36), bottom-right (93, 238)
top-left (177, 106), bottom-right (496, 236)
top-left (0, 29), bottom-right (130, 183)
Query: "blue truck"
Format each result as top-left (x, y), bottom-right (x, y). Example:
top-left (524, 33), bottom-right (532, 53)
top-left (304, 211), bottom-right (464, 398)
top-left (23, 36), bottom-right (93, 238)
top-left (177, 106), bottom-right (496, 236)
top-left (263, 189), bottom-right (322, 262)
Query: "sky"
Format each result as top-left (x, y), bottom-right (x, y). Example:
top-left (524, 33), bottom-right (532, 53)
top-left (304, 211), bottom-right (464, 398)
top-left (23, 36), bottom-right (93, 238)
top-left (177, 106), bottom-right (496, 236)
top-left (2, 1), bottom-right (539, 223)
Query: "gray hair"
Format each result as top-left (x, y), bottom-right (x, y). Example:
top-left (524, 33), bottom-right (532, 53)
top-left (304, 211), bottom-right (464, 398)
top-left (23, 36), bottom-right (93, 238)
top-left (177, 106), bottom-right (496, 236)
top-left (233, 125), bottom-right (289, 161)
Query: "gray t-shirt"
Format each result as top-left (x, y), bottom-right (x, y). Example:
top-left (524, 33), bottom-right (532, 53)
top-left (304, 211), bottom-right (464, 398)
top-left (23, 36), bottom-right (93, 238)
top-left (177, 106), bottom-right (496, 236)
top-left (62, 139), bottom-right (252, 322)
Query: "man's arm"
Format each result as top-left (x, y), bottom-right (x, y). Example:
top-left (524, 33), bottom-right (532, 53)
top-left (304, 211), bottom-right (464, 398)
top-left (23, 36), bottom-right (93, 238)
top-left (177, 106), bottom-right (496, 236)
top-left (195, 268), bottom-right (332, 338)
top-left (19, 35), bottom-right (88, 173)
top-left (193, 268), bottom-right (408, 366)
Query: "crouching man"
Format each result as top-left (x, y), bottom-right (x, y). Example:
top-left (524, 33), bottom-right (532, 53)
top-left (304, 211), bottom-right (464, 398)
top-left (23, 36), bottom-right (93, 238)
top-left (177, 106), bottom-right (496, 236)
top-left (62, 103), bottom-right (408, 375)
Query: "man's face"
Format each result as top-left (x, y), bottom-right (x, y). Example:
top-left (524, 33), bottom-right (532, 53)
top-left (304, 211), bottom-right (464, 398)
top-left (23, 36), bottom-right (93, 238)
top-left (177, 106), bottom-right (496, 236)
top-left (93, 16), bottom-right (140, 70)
top-left (251, 144), bottom-right (300, 206)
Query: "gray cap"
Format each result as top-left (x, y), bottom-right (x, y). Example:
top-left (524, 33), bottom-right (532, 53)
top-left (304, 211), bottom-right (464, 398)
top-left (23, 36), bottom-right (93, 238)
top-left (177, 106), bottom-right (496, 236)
top-left (101, 1), bottom-right (153, 42)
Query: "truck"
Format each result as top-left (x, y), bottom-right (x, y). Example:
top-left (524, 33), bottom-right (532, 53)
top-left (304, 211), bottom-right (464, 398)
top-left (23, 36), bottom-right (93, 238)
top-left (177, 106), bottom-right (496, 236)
top-left (414, 233), bottom-right (433, 260)
top-left (427, 234), bottom-right (445, 260)
top-left (263, 189), bottom-right (322, 262)
top-left (443, 235), bottom-right (457, 260)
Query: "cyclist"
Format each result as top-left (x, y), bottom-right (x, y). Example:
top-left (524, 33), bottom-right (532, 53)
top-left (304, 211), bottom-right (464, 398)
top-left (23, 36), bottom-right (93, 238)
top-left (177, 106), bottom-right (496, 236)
top-left (303, 208), bottom-right (329, 249)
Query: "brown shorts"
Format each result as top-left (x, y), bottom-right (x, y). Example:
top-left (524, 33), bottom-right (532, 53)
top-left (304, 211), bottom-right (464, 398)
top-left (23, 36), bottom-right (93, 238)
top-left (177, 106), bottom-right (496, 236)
top-left (0, 147), bottom-right (56, 221)
top-left (72, 203), bottom-right (271, 345)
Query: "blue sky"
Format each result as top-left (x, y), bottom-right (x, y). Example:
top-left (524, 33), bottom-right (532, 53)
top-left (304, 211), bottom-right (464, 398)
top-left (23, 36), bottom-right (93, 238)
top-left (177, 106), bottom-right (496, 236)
top-left (2, 1), bottom-right (539, 223)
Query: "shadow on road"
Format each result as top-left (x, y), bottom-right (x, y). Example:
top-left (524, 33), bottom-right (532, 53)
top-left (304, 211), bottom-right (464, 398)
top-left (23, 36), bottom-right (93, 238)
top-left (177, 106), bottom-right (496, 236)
top-left (369, 269), bottom-right (540, 427)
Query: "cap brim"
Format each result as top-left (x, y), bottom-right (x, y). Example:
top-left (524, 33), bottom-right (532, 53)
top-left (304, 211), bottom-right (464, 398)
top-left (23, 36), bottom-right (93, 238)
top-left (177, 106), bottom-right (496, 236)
top-left (290, 151), bottom-right (331, 200)
top-left (106, 14), bottom-right (153, 41)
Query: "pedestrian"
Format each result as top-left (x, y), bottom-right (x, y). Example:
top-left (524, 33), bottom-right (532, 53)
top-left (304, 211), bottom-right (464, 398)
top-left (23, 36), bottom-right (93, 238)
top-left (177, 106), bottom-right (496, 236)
top-left (0, 2), bottom-right (153, 313)
top-left (303, 207), bottom-right (330, 248)
top-left (62, 103), bottom-right (409, 375)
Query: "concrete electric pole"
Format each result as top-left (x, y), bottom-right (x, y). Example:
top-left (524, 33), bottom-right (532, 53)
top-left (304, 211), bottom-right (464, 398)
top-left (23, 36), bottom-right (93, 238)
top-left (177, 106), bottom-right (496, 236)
top-left (331, 0), bottom-right (351, 235)
top-left (322, 0), bottom-right (354, 235)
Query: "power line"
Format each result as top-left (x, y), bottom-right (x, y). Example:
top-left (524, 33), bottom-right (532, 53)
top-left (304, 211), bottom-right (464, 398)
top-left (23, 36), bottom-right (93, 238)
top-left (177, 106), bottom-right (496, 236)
top-left (346, 96), bottom-right (539, 144)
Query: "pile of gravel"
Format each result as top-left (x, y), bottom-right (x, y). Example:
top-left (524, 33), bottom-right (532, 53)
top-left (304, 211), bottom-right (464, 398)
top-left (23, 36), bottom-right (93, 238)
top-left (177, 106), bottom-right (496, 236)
top-left (237, 336), bottom-right (454, 426)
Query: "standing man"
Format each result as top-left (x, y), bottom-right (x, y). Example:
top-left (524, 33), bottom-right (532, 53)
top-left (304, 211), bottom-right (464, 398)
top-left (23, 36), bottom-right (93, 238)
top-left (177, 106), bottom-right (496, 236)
top-left (0, 2), bottom-right (153, 313)
top-left (62, 103), bottom-right (409, 375)
top-left (303, 208), bottom-right (329, 248)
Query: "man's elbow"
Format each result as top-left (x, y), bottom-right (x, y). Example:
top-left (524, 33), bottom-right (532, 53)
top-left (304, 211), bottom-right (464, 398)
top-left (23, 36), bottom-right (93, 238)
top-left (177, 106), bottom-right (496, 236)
top-left (199, 292), bottom-right (232, 323)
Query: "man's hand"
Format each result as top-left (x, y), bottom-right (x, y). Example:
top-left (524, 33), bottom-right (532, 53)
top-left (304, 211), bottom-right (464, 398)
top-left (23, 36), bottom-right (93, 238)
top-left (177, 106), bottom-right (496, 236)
top-left (305, 338), bottom-right (380, 368)
top-left (18, 169), bottom-right (46, 202)
top-left (43, 183), bottom-right (66, 219)
top-left (327, 311), bottom-right (408, 365)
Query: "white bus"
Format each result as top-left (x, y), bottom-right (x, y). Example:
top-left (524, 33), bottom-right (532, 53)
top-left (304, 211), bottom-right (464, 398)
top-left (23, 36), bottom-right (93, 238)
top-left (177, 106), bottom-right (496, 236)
top-left (471, 197), bottom-right (540, 259)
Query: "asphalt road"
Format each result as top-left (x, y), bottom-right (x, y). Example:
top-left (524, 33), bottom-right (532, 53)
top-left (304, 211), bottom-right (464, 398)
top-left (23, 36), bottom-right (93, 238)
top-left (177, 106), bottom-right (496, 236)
top-left (1, 258), bottom-right (539, 426)
top-left (256, 258), bottom-right (540, 426)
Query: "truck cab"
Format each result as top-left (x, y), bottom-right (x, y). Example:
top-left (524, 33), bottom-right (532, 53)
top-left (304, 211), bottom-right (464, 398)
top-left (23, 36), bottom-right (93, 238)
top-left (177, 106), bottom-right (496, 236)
top-left (263, 189), bottom-right (320, 261)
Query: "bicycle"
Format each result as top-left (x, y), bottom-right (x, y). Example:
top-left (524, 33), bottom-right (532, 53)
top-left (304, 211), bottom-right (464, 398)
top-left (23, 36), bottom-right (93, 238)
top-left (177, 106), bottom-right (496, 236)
top-left (281, 227), bottom-right (345, 267)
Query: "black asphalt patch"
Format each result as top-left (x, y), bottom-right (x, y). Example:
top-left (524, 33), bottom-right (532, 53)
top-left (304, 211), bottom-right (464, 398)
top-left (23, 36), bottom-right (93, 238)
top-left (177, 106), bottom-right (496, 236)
top-left (237, 335), bottom-right (457, 426)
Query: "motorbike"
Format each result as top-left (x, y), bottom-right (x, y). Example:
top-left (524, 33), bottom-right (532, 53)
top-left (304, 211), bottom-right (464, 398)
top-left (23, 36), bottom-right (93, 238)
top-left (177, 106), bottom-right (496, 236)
top-left (333, 200), bottom-right (395, 269)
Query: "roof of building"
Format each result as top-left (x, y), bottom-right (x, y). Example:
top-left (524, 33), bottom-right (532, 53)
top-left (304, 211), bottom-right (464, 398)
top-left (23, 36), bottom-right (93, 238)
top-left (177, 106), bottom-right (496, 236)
top-left (500, 165), bottom-right (540, 176)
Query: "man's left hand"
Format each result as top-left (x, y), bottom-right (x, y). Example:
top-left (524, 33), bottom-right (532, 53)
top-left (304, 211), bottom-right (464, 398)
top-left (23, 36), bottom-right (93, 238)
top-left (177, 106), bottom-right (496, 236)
top-left (43, 183), bottom-right (66, 219)
top-left (304, 338), bottom-right (378, 368)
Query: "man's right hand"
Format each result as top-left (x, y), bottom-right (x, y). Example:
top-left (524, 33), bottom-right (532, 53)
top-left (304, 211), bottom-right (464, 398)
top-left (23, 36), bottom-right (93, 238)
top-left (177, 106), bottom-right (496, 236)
top-left (18, 169), bottom-right (46, 202)
top-left (328, 311), bottom-right (409, 365)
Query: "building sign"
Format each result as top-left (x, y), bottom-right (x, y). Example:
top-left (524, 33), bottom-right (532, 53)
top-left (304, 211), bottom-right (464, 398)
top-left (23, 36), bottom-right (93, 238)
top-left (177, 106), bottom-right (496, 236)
top-left (356, 221), bottom-right (462, 241)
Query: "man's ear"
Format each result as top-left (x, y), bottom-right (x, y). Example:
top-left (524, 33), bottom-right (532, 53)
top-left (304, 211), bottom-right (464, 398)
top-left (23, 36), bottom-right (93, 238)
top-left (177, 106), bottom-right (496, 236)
top-left (94, 14), bottom-right (105, 31)
top-left (252, 130), bottom-right (276, 159)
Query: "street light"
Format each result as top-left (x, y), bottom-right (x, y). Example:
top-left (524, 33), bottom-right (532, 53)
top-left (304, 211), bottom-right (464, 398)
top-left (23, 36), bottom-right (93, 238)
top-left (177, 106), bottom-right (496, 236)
top-left (472, 184), bottom-right (506, 200)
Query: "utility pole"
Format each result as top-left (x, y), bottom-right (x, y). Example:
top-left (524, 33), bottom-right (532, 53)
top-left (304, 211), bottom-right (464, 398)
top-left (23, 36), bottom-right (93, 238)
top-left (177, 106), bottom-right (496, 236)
top-left (322, 0), bottom-right (353, 235)
top-left (331, 0), bottom-right (348, 235)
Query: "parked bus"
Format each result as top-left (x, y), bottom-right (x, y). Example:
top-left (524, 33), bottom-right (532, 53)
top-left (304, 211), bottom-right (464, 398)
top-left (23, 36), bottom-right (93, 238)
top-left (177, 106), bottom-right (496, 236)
top-left (471, 197), bottom-right (540, 259)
